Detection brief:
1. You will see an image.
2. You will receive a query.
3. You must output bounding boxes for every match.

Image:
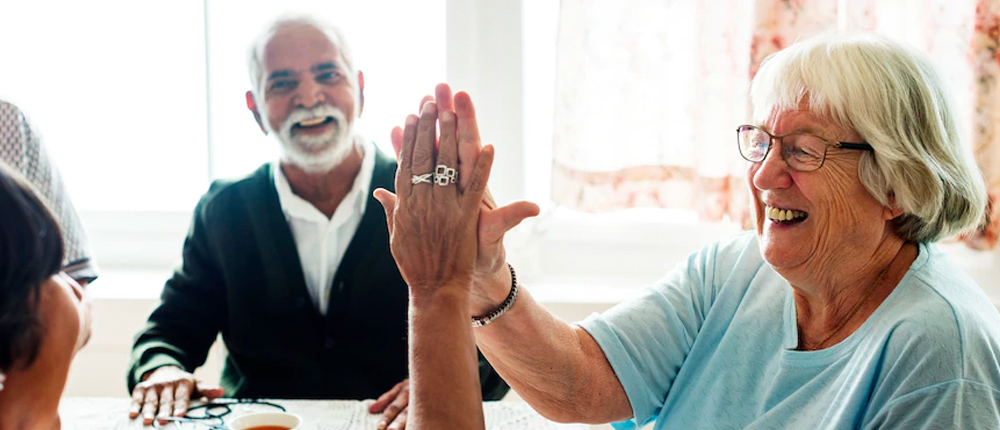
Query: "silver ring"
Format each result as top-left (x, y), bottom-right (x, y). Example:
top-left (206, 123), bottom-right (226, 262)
top-left (434, 165), bottom-right (458, 186)
top-left (411, 173), bottom-right (433, 185)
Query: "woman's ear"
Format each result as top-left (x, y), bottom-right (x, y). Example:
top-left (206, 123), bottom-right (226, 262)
top-left (883, 192), bottom-right (905, 220)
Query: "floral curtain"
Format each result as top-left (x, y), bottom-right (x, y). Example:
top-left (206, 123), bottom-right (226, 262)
top-left (968, 0), bottom-right (1000, 249)
top-left (552, 0), bottom-right (1000, 250)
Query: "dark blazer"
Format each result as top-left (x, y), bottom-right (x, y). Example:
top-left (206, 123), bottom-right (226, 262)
top-left (128, 146), bottom-right (509, 400)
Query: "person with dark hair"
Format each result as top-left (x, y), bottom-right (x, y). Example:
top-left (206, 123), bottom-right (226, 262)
top-left (0, 163), bottom-right (92, 429)
top-left (0, 99), bottom-right (99, 284)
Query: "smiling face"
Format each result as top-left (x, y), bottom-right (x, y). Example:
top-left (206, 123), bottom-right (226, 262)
top-left (252, 23), bottom-right (362, 173)
top-left (749, 106), bottom-right (896, 274)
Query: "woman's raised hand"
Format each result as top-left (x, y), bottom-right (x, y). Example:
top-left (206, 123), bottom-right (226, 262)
top-left (379, 85), bottom-right (539, 308)
top-left (374, 99), bottom-right (494, 295)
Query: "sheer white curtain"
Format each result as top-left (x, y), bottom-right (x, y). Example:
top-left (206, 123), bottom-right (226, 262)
top-left (552, 0), bottom-right (754, 223)
top-left (552, 0), bottom-right (1000, 249)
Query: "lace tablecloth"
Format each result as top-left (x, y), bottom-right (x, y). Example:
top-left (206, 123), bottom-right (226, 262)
top-left (60, 397), bottom-right (588, 430)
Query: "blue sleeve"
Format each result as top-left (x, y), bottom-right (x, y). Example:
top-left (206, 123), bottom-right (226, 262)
top-left (863, 380), bottom-right (1000, 429)
top-left (576, 242), bottom-right (722, 429)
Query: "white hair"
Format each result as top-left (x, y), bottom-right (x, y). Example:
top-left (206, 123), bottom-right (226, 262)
top-left (275, 104), bottom-right (354, 173)
top-left (750, 34), bottom-right (987, 243)
top-left (246, 14), bottom-right (357, 99)
top-left (245, 15), bottom-right (361, 174)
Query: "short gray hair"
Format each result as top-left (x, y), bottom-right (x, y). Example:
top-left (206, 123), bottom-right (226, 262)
top-left (246, 14), bottom-right (356, 99)
top-left (750, 34), bottom-right (987, 243)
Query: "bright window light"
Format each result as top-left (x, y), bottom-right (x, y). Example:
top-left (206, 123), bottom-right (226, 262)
top-left (0, 1), bottom-right (208, 211)
top-left (206, 0), bottom-right (446, 180)
top-left (0, 0), bottom-right (445, 211)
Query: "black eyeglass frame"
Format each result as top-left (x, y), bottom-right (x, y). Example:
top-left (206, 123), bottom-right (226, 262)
top-left (151, 399), bottom-right (288, 430)
top-left (736, 124), bottom-right (873, 171)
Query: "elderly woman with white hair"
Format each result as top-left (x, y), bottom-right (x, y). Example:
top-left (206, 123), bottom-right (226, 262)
top-left (375, 34), bottom-right (1000, 429)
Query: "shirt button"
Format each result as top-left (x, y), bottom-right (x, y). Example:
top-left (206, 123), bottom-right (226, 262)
top-left (324, 336), bottom-right (336, 349)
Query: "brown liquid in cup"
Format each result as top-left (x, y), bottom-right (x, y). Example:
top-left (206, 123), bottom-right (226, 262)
top-left (245, 427), bottom-right (290, 430)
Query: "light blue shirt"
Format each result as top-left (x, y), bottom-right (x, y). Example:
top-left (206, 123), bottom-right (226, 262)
top-left (578, 233), bottom-right (1000, 429)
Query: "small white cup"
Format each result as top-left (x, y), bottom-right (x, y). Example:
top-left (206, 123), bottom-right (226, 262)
top-left (228, 412), bottom-right (303, 430)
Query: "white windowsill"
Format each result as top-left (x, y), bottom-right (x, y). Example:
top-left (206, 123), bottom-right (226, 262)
top-left (84, 267), bottom-right (651, 305)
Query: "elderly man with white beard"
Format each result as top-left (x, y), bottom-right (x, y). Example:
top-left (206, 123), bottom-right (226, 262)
top-left (125, 16), bottom-right (508, 429)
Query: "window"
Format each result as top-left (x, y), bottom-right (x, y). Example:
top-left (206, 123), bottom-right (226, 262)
top-left (0, 0), bottom-right (445, 275)
top-left (0, 0), bottom-right (445, 210)
top-left (0, 1), bottom-right (209, 211)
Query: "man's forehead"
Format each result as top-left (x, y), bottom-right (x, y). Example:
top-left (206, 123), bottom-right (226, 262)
top-left (262, 24), bottom-right (344, 72)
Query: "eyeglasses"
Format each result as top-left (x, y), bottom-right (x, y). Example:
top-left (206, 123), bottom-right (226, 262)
top-left (152, 399), bottom-right (287, 430)
top-left (736, 124), bottom-right (873, 172)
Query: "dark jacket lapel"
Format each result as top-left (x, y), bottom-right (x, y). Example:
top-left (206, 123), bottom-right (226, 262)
top-left (325, 146), bottom-right (399, 328)
top-left (241, 164), bottom-right (322, 325)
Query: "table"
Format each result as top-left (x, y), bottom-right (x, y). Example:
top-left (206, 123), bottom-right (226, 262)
top-left (60, 397), bottom-right (588, 430)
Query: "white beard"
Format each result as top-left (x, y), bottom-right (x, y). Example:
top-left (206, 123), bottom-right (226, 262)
top-left (269, 104), bottom-right (355, 174)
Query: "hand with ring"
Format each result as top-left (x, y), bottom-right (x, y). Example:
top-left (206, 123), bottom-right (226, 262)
top-left (373, 97), bottom-right (489, 295)
top-left (385, 84), bottom-right (540, 315)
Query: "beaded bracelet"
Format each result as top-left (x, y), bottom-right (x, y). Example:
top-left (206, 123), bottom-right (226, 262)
top-left (471, 263), bottom-right (519, 328)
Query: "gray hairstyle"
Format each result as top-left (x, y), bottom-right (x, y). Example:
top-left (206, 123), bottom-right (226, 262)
top-left (750, 34), bottom-right (987, 243)
top-left (246, 14), bottom-right (357, 99)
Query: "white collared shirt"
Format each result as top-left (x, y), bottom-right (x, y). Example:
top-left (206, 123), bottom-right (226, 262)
top-left (272, 136), bottom-right (375, 316)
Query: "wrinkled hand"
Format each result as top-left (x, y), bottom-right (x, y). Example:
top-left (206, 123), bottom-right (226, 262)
top-left (368, 379), bottom-right (410, 430)
top-left (385, 84), bottom-right (539, 312)
top-left (128, 365), bottom-right (224, 426)
top-left (374, 100), bottom-right (491, 294)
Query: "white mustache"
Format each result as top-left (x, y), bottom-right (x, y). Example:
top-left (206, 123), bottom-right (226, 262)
top-left (281, 104), bottom-right (347, 135)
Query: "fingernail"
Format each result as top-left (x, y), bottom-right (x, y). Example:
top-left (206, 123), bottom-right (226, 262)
top-left (422, 102), bottom-right (436, 115)
top-left (405, 115), bottom-right (418, 126)
top-left (378, 421), bottom-right (387, 430)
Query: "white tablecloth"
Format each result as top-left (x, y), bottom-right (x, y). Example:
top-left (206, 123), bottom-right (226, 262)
top-left (60, 397), bottom-right (588, 430)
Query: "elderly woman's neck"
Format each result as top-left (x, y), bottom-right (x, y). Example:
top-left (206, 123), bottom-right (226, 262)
top-left (788, 237), bottom-right (918, 349)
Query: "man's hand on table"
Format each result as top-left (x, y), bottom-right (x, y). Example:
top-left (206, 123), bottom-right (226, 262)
top-left (369, 378), bottom-right (410, 430)
top-left (129, 365), bottom-right (224, 426)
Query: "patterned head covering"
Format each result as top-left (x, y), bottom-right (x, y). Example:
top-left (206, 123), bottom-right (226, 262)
top-left (0, 100), bottom-right (98, 282)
